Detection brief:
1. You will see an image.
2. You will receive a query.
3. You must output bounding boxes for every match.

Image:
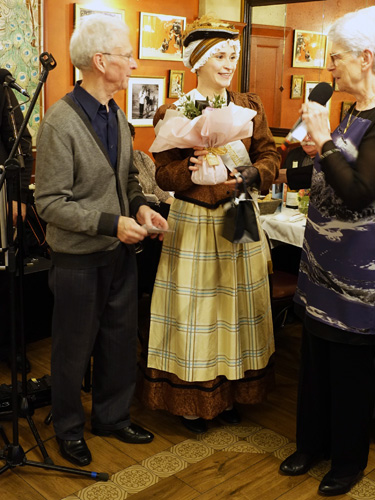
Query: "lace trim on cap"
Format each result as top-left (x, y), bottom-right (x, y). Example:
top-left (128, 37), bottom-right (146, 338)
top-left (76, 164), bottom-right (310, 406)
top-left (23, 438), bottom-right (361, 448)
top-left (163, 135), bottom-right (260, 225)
top-left (183, 39), bottom-right (241, 73)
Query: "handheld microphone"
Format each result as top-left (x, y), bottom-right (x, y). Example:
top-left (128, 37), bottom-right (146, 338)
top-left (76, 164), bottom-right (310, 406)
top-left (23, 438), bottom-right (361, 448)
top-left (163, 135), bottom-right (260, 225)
top-left (0, 68), bottom-right (30, 98)
top-left (281, 81), bottom-right (333, 151)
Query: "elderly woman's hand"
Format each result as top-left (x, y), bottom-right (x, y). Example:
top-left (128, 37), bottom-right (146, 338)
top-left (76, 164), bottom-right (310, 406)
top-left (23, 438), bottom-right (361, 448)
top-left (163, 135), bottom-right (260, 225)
top-left (300, 101), bottom-right (332, 154)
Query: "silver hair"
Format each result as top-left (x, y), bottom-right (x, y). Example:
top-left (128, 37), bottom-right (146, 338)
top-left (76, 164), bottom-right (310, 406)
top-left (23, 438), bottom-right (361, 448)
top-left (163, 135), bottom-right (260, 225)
top-left (70, 13), bottom-right (130, 72)
top-left (328, 6), bottom-right (375, 72)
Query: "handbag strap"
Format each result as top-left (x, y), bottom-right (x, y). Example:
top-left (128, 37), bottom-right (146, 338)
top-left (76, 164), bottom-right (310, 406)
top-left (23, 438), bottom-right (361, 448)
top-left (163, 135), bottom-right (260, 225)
top-left (234, 174), bottom-right (252, 200)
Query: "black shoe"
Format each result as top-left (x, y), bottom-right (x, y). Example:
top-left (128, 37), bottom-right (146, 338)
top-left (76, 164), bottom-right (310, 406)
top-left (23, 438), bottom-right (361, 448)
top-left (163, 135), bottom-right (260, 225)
top-left (279, 451), bottom-right (319, 476)
top-left (318, 470), bottom-right (363, 496)
top-left (218, 407), bottom-right (241, 424)
top-left (92, 423), bottom-right (154, 444)
top-left (180, 416), bottom-right (207, 434)
top-left (56, 437), bottom-right (92, 466)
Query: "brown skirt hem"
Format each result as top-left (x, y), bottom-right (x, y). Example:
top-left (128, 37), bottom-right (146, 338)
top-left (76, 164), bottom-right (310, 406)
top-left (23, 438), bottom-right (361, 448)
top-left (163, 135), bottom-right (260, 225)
top-left (137, 355), bottom-right (275, 420)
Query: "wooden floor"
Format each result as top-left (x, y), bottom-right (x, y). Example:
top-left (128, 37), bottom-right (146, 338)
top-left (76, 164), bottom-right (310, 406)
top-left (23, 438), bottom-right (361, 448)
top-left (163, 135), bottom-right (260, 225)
top-left (1, 306), bottom-right (375, 500)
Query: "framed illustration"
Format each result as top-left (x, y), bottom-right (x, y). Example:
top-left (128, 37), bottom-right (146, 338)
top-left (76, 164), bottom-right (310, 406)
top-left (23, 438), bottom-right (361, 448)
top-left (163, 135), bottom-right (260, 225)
top-left (73, 4), bottom-right (126, 83)
top-left (0, 0), bottom-right (44, 145)
top-left (305, 81), bottom-right (332, 113)
top-left (290, 75), bottom-right (304, 99)
top-left (126, 76), bottom-right (166, 127)
top-left (139, 12), bottom-right (185, 61)
top-left (292, 30), bottom-right (327, 69)
top-left (340, 101), bottom-right (354, 121)
top-left (168, 69), bottom-right (185, 98)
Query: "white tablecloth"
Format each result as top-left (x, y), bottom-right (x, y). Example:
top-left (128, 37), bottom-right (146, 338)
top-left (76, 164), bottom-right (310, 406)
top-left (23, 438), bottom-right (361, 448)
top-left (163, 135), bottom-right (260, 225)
top-left (260, 207), bottom-right (306, 248)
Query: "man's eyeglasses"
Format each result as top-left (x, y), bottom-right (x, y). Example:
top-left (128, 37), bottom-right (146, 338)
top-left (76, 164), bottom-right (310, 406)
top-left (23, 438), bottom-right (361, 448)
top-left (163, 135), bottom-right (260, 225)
top-left (102, 52), bottom-right (134, 61)
top-left (329, 50), bottom-right (352, 65)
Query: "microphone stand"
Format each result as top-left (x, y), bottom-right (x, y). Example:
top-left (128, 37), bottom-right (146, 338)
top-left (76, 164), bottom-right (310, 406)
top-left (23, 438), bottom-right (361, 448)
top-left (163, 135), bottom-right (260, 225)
top-left (0, 53), bottom-right (108, 482)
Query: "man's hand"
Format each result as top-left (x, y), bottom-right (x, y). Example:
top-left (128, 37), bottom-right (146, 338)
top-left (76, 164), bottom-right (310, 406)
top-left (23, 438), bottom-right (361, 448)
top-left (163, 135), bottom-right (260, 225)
top-left (136, 204), bottom-right (169, 241)
top-left (117, 216), bottom-right (148, 244)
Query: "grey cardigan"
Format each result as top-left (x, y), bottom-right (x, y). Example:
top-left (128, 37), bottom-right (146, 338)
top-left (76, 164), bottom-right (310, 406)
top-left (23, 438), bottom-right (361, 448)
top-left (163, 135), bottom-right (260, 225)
top-left (35, 95), bottom-right (145, 257)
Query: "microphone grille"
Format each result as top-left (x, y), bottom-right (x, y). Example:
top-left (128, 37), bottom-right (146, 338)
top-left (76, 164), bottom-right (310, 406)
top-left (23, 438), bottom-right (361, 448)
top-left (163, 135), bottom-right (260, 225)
top-left (308, 81), bottom-right (333, 106)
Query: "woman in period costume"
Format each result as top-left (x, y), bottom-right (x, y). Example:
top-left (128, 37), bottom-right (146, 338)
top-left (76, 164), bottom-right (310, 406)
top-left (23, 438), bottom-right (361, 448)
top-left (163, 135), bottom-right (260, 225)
top-left (279, 6), bottom-right (375, 497)
top-left (138, 16), bottom-right (280, 433)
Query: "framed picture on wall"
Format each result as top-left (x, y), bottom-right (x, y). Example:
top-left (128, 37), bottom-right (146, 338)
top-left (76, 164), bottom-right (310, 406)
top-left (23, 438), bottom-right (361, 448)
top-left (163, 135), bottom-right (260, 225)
top-left (73, 4), bottom-right (126, 83)
top-left (340, 101), bottom-right (354, 121)
top-left (139, 12), bottom-right (185, 61)
top-left (290, 75), bottom-right (304, 99)
top-left (292, 30), bottom-right (327, 69)
top-left (168, 69), bottom-right (185, 98)
top-left (126, 76), bottom-right (166, 127)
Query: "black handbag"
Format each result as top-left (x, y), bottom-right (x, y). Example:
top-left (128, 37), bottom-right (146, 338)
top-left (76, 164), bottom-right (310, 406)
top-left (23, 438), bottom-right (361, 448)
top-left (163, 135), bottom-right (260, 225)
top-left (222, 177), bottom-right (260, 244)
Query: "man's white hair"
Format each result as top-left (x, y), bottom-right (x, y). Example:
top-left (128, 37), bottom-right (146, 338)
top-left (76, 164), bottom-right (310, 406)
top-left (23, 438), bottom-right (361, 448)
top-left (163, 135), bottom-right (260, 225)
top-left (70, 14), bottom-right (130, 72)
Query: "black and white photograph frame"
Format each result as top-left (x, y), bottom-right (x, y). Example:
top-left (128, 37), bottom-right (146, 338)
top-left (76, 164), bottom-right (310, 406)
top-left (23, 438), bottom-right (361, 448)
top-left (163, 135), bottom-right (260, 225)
top-left (126, 76), bottom-right (166, 127)
top-left (73, 4), bottom-right (125, 83)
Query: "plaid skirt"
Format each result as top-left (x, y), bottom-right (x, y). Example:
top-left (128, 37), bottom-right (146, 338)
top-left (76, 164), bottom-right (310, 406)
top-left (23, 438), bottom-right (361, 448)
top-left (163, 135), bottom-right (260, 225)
top-left (147, 199), bottom-right (274, 383)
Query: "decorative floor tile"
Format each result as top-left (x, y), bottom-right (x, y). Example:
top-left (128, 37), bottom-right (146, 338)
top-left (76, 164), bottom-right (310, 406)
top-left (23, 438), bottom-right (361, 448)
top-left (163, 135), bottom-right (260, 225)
top-left (246, 428), bottom-right (289, 452)
top-left (199, 428), bottom-right (239, 450)
top-left (142, 451), bottom-right (187, 477)
top-left (170, 439), bottom-right (214, 463)
top-left (224, 440), bottom-right (266, 454)
top-left (61, 496), bottom-right (80, 500)
top-left (273, 442), bottom-right (296, 461)
top-left (308, 460), bottom-right (331, 481)
top-left (221, 422), bottom-right (263, 438)
top-left (77, 480), bottom-right (128, 500)
top-left (111, 464), bottom-right (159, 494)
top-left (349, 477), bottom-right (375, 500)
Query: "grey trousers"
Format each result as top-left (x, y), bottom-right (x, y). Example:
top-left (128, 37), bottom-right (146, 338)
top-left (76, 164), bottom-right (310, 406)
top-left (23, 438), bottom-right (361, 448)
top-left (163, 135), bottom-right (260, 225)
top-left (49, 244), bottom-right (138, 440)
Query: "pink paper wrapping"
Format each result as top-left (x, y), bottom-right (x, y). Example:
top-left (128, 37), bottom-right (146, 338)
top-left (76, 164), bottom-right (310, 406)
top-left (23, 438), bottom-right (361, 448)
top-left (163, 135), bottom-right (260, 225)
top-left (149, 102), bottom-right (257, 185)
top-left (150, 102), bottom-right (257, 153)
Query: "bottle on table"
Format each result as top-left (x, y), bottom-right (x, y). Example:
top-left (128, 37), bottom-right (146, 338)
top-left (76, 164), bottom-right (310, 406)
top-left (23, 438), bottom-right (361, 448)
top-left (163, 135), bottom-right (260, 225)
top-left (285, 161), bottom-right (299, 209)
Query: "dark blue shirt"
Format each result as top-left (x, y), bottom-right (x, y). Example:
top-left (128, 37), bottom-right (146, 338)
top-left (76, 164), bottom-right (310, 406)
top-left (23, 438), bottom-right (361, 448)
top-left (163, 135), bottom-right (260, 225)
top-left (68, 82), bottom-right (119, 169)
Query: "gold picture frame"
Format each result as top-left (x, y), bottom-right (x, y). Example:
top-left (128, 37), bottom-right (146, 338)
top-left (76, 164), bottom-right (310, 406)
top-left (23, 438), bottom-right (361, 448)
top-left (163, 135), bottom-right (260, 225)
top-left (139, 12), bottom-right (185, 61)
top-left (340, 101), bottom-right (354, 122)
top-left (126, 76), bottom-right (166, 127)
top-left (168, 69), bottom-right (185, 98)
top-left (292, 30), bottom-right (327, 69)
top-left (73, 4), bottom-right (126, 83)
top-left (290, 75), bottom-right (304, 99)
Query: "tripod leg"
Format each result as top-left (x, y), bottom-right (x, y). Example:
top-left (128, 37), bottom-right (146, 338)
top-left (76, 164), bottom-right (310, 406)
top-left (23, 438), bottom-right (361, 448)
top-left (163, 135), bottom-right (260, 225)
top-left (26, 415), bottom-right (54, 465)
top-left (25, 459), bottom-right (109, 481)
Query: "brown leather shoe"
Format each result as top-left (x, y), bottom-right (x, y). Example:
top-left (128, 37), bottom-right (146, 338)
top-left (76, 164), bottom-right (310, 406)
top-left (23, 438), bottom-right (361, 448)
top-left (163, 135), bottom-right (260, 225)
top-left (56, 437), bottom-right (92, 466)
top-left (92, 423), bottom-right (154, 444)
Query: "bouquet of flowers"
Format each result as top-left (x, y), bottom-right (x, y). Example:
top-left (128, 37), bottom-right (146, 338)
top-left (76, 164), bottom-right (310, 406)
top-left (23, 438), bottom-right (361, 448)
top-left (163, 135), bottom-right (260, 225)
top-left (149, 93), bottom-right (257, 185)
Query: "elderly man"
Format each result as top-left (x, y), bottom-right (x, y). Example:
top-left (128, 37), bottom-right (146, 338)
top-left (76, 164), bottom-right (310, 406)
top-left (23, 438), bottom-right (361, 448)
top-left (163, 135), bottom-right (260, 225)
top-left (35, 14), bottom-right (168, 467)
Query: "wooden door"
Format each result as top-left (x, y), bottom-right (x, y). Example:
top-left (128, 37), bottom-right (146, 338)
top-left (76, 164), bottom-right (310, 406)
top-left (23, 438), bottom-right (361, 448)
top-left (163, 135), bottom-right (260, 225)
top-left (249, 35), bottom-right (284, 127)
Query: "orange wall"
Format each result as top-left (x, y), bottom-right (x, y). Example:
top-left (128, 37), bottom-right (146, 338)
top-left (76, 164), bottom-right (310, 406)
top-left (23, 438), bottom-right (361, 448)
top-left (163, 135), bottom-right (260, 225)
top-left (43, 0), bottom-right (199, 153)
top-left (280, 0), bottom-right (373, 131)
